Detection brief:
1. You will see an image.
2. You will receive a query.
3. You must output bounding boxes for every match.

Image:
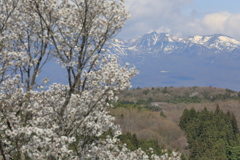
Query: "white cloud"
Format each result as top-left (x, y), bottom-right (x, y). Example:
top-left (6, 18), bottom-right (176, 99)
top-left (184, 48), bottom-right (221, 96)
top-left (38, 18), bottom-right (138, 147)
top-left (179, 12), bottom-right (240, 40)
top-left (118, 0), bottom-right (240, 41)
top-left (160, 71), bottom-right (169, 73)
top-left (198, 12), bottom-right (240, 38)
top-left (118, 0), bottom-right (193, 39)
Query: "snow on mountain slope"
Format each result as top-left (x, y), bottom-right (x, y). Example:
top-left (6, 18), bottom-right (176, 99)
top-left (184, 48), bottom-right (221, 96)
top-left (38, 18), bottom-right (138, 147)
top-left (110, 32), bottom-right (240, 55)
top-left (108, 31), bottom-right (240, 90)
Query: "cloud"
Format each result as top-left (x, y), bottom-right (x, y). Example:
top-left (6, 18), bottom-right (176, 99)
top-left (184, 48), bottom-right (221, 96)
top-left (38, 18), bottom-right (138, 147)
top-left (160, 71), bottom-right (169, 73)
top-left (179, 12), bottom-right (240, 40)
top-left (199, 12), bottom-right (240, 38)
top-left (118, 0), bottom-right (193, 39)
top-left (118, 0), bottom-right (240, 41)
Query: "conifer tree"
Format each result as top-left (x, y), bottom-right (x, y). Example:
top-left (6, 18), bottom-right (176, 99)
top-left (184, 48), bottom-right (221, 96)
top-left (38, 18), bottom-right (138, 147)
top-left (179, 107), bottom-right (240, 160)
top-left (231, 113), bottom-right (239, 135)
top-left (179, 108), bottom-right (190, 130)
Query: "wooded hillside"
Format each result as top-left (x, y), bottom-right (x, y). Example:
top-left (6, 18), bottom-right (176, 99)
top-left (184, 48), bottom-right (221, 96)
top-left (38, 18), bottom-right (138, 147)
top-left (111, 86), bottom-right (240, 158)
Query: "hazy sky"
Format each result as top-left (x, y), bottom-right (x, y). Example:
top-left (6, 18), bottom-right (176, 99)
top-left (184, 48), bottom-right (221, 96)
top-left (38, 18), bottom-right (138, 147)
top-left (117, 0), bottom-right (240, 40)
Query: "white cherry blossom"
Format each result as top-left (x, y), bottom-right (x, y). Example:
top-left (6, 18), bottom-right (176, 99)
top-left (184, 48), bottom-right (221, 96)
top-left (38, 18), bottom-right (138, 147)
top-left (0, 0), bottom-right (172, 159)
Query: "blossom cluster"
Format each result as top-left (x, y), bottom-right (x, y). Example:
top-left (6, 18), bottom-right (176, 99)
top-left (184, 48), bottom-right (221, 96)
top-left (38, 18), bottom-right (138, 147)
top-left (0, 0), bottom-right (175, 159)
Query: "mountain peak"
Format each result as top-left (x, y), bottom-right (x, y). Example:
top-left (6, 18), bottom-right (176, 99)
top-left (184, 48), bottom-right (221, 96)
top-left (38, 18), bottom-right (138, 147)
top-left (149, 31), bottom-right (158, 35)
top-left (111, 32), bottom-right (240, 55)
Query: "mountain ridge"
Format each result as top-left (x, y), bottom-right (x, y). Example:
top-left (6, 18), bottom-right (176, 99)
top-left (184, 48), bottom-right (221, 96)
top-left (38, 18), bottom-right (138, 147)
top-left (111, 31), bottom-right (240, 56)
top-left (38, 31), bottom-right (240, 91)
top-left (108, 31), bottom-right (240, 91)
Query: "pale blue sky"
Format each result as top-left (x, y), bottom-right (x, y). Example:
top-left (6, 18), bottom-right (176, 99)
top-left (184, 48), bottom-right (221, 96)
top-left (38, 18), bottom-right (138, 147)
top-left (117, 0), bottom-right (240, 40)
top-left (182, 0), bottom-right (240, 16)
top-left (193, 0), bottom-right (240, 13)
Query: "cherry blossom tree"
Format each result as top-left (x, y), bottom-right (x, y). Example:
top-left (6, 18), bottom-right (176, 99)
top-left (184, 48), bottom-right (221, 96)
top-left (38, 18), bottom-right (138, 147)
top-left (0, 0), bottom-right (166, 159)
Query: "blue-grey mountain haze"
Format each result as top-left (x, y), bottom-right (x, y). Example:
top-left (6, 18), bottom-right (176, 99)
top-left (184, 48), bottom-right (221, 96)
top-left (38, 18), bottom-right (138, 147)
top-left (42, 32), bottom-right (240, 91)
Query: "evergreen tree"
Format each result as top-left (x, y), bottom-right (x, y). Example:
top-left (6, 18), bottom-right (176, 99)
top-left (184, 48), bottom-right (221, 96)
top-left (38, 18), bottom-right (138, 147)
top-left (179, 106), bottom-right (240, 160)
top-left (189, 108), bottom-right (197, 120)
top-left (214, 104), bottom-right (221, 115)
top-left (179, 108), bottom-right (190, 130)
top-left (231, 113), bottom-right (239, 135)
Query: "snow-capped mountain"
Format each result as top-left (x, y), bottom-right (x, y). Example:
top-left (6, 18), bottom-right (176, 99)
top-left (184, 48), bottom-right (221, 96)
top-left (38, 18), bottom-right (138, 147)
top-left (109, 32), bottom-right (240, 91)
top-left (110, 31), bottom-right (240, 56)
top-left (39, 31), bottom-right (240, 91)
